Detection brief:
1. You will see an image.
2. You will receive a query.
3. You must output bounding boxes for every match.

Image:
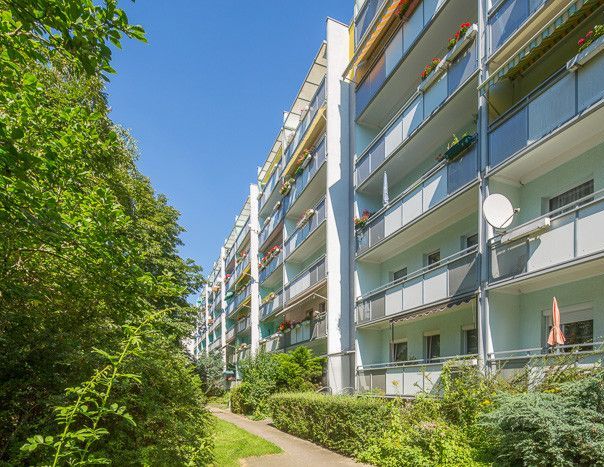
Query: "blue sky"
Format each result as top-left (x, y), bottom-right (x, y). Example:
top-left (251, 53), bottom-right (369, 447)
top-left (107, 1), bottom-right (351, 277)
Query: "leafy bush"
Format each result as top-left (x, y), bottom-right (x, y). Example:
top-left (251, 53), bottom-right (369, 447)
top-left (196, 351), bottom-right (226, 397)
top-left (481, 376), bottom-right (604, 466)
top-left (232, 347), bottom-right (325, 418)
top-left (269, 393), bottom-right (394, 457)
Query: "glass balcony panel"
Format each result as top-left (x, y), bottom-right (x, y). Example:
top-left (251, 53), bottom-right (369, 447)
top-left (259, 252), bottom-right (283, 284)
top-left (284, 257), bottom-right (326, 303)
top-left (578, 53), bottom-right (604, 110)
top-left (287, 138), bottom-right (326, 207)
top-left (448, 252), bottom-right (479, 294)
top-left (424, 74), bottom-right (448, 116)
top-left (489, 0), bottom-right (529, 53)
top-left (528, 73), bottom-right (574, 143)
top-left (489, 107), bottom-right (527, 167)
top-left (447, 41), bottom-right (478, 94)
top-left (403, 2), bottom-right (423, 52)
top-left (448, 144), bottom-right (478, 192)
top-left (260, 291), bottom-right (284, 320)
top-left (422, 166), bottom-right (447, 211)
top-left (284, 199), bottom-right (326, 257)
top-left (355, 0), bottom-right (382, 45)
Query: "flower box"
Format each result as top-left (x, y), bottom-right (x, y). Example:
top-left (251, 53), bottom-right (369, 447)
top-left (418, 58), bottom-right (446, 93)
top-left (443, 134), bottom-right (477, 162)
top-left (446, 24), bottom-right (477, 63)
top-left (567, 33), bottom-right (604, 71)
top-left (300, 152), bottom-right (313, 169)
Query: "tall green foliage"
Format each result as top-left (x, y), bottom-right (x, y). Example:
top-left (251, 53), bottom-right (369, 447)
top-left (0, 1), bottom-right (211, 464)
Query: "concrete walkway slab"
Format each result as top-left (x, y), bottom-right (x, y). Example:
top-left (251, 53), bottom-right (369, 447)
top-left (210, 407), bottom-right (370, 466)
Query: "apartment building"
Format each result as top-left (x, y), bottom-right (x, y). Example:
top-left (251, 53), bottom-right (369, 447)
top-left (351, 0), bottom-right (604, 396)
top-left (193, 0), bottom-right (604, 396)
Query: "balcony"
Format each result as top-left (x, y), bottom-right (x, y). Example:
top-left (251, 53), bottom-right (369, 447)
top-left (357, 142), bottom-right (478, 257)
top-left (283, 79), bottom-right (326, 168)
top-left (259, 165), bottom-right (283, 213)
top-left (259, 201), bottom-right (286, 249)
top-left (286, 137), bottom-right (327, 214)
top-left (284, 198), bottom-right (326, 261)
top-left (283, 315), bottom-right (327, 348)
top-left (357, 356), bottom-right (477, 396)
top-left (489, 190), bottom-right (604, 286)
top-left (259, 251), bottom-right (283, 285)
top-left (260, 290), bottom-right (284, 321)
top-left (226, 326), bottom-right (236, 343)
top-left (230, 255), bottom-right (250, 289)
top-left (209, 338), bottom-right (222, 352)
top-left (356, 246), bottom-right (478, 325)
top-left (236, 346), bottom-right (251, 362)
top-left (356, 0), bottom-right (477, 122)
top-left (236, 316), bottom-right (251, 334)
top-left (227, 283), bottom-right (251, 317)
top-left (354, 0), bottom-right (385, 48)
top-left (488, 49), bottom-right (604, 172)
top-left (355, 38), bottom-right (478, 188)
top-left (260, 333), bottom-right (284, 353)
top-left (284, 256), bottom-right (327, 304)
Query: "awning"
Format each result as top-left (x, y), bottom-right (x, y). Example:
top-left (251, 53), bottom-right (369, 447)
top-left (345, 0), bottom-right (420, 81)
top-left (480, 0), bottom-right (601, 93)
top-left (390, 294), bottom-right (476, 324)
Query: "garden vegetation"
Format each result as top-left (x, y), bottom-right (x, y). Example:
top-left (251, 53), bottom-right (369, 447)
top-left (0, 1), bottom-right (213, 464)
top-left (269, 357), bottom-right (604, 466)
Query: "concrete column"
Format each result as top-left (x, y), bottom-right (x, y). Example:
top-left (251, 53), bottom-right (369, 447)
top-left (249, 185), bottom-right (261, 355)
top-left (220, 247), bottom-right (227, 370)
top-left (325, 18), bottom-right (354, 394)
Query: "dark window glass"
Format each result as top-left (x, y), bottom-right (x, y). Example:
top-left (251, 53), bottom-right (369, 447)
top-left (466, 234), bottom-right (478, 248)
top-left (392, 342), bottom-right (408, 362)
top-left (427, 251), bottom-right (441, 270)
top-left (549, 180), bottom-right (594, 212)
top-left (393, 267), bottom-right (408, 281)
top-left (562, 319), bottom-right (593, 351)
top-left (426, 335), bottom-right (440, 361)
top-left (465, 328), bottom-right (478, 355)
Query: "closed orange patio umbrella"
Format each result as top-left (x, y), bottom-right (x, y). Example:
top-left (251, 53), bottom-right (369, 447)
top-left (547, 297), bottom-right (566, 347)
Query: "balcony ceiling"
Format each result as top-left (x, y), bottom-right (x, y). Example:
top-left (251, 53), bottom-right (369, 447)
top-left (224, 198), bottom-right (251, 254)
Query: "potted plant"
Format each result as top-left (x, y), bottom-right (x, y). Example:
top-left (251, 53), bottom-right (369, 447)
top-left (273, 200), bottom-right (281, 212)
top-left (421, 57), bottom-right (441, 80)
top-left (277, 320), bottom-right (291, 333)
top-left (578, 25), bottom-right (603, 52)
top-left (296, 208), bottom-right (315, 229)
top-left (354, 209), bottom-right (372, 229)
top-left (280, 177), bottom-right (294, 195)
top-left (447, 22), bottom-right (472, 50)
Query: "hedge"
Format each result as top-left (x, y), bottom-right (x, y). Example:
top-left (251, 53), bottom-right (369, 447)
top-left (269, 392), bottom-right (394, 457)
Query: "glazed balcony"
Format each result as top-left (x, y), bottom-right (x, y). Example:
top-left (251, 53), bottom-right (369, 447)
top-left (356, 0), bottom-right (477, 122)
top-left (355, 38), bottom-right (478, 188)
top-left (488, 45), bottom-right (604, 172)
top-left (489, 190), bottom-right (604, 285)
top-left (284, 256), bottom-right (327, 304)
top-left (259, 251), bottom-right (283, 286)
top-left (356, 142), bottom-right (478, 257)
top-left (260, 290), bottom-right (284, 321)
top-left (284, 198), bottom-right (326, 262)
top-left (356, 246), bottom-right (479, 325)
top-left (286, 137), bottom-right (327, 214)
top-left (357, 356), bottom-right (477, 396)
top-left (283, 79), bottom-right (326, 168)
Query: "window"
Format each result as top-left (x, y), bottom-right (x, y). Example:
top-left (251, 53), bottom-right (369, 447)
top-left (426, 250), bottom-right (441, 270)
top-left (391, 341), bottom-right (408, 362)
top-left (548, 180), bottom-right (594, 212)
top-left (392, 267), bottom-right (407, 281)
top-left (425, 334), bottom-right (440, 362)
top-left (465, 234), bottom-right (478, 249)
top-left (464, 328), bottom-right (478, 355)
top-left (545, 305), bottom-right (593, 351)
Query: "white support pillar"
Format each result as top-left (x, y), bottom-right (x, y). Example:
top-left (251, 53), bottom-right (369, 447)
top-left (249, 184), bottom-right (261, 355)
top-left (325, 18), bottom-right (354, 394)
top-left (204, 285), bottom-right (210, 356)
top-left (220, 247), bottom-right (227, 370)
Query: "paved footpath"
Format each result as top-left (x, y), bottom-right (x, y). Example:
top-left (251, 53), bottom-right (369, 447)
top-left (210, 407), bottom-right (370, 467)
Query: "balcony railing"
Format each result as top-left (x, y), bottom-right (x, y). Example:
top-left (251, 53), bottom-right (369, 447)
top-left (488, 49), bottom-right (604, 169)
top-left (283, 315), bottom-right (328, 347)
top-left (490, 190), bottom-right (604, 282)
top-left (259, 252), bottom-right (283, 284)
top-left (283, 79), bottom-right (326, 167)
top-left (228, 283), bottom-right (251, 316)
top-left (236, 317), bottom-right (251, 333)
top-left (356, 246), bottom-right (478, 325)
top-left (357, 142), bottom-right (477, 254)
top-left (260, 290), bottom-right (284, 320)
top-left (286, 137), bottom-right (327, 209)
top-left (259, 165), bottom-right (283, 211)
top-left (284, 256), bottom-right (327, 304)
top-left (209, 338), bottom-right (222, 352)
top-left (259, 200), bottom-right (287, 247)
top-left (355, 39), bottom-right (478, 186)
top-left (355, 0), bottom-right (451, 117)
top-left (357, 355), bottom-right (478, 396)
top-left (226, 326), bottom-right (236, 342)
top-left (487, 0), bottom-right (545, 56)
top-left (284, 198), bottom-right (326, 257)
top-left (260, 333), bottom-right (284, 353)
top-left (354, 0), bottom-right (385, 47)
top-left (231, 255), bottom-right (250, 286)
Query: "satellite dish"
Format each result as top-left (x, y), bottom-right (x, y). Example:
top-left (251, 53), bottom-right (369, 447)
top-left (483, 194), bottom-right (517, 229)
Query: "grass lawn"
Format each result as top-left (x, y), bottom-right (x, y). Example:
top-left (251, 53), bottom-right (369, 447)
top-left (211, 415), bottom-right (282, 466)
